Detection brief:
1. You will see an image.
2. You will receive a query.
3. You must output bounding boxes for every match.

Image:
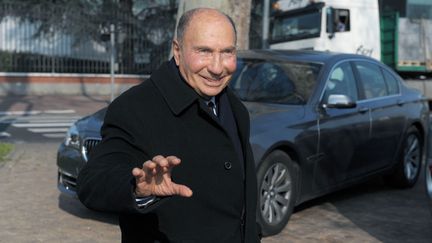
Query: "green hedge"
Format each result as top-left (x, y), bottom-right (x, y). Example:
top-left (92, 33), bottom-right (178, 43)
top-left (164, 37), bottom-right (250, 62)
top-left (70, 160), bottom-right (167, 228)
top-left (0, 143), bottom-right (13, 162)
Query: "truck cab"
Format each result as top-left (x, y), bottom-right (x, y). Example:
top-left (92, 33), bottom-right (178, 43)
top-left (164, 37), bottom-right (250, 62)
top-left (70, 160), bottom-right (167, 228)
top-left (269, 0), bottom-right (432, 75)
top-left (270, 0), bottom-right (381, 59)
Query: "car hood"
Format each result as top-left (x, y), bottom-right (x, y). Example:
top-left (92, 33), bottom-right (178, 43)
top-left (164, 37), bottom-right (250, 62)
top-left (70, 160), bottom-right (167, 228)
top-left (73, 102), bottom-right (305, 138)
top-left (75, 108), bottom-right (106, 137)
top-left (243, 101), bottom-right (305, 135)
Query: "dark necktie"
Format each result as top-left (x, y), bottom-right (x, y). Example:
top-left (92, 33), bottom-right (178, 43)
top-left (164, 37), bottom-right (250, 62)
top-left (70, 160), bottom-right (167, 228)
top-left (207, 100), bottom-right (217, 116)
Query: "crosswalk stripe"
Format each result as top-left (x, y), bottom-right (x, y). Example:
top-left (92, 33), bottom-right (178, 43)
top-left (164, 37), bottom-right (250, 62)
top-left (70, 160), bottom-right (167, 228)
top-left (28, 128), bottom-right (69, 133)
top-left (44, 110), bottom-right (75, 114)
top-left (0, 132), bottom-right (11, 138)
top-left (12, 122), bottom-right (73, 128)
top-left (0, 109), bottom-right (76, 116)
top-left (0, 111), bottom-right (42, 116)
top-left (1, 112), bottom-right (80, 139)
top-left (43, 133), bottom-right (69, 138)
top-left (22, 119), bottom-right (76, 123)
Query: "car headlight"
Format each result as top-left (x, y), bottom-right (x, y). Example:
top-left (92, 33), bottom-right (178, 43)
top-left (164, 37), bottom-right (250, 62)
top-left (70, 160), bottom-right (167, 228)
top-left (64, 124), bottom-right (80, 150)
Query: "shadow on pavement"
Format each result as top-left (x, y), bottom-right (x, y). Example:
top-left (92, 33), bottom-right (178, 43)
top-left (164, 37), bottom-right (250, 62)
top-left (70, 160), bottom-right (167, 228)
top-left (58, 193), bottom-right (118, 225)
top-left (295, 174), bottom-right (432, 242)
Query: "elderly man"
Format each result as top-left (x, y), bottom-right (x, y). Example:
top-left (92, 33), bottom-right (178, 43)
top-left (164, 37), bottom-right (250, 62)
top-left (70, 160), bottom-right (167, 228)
top-left (77, 8), bottom-right (261, 243)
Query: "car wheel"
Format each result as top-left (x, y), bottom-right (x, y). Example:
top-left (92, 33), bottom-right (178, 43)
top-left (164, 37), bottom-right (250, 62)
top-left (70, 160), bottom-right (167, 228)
top-left (426, 158), bottom-right (432, 214)
top-left (386, 126), bottom-right (422, 188)
top-left (256, 150), bottom-right (298, 236)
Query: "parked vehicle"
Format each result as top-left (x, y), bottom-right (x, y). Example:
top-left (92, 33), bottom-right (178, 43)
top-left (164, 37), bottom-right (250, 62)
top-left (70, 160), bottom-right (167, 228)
top-left (270, 0), bottom-right (432, 101)
top-left (426, 125), bottom-right (432, 214)
top-left (270, 0), bottom-right (432, 75)
top-left (57, 49), bottom-right (429, 236)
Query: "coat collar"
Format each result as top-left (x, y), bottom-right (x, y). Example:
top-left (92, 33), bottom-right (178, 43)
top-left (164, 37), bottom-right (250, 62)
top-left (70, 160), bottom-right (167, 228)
top-left (150, 58), bottom-right (200, 116)
top-left (151, 58), bottom-right (238, 117)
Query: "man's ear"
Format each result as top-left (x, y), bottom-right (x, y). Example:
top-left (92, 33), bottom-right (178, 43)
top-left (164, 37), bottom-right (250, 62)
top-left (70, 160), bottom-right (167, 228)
top-left (172, 40), bottom-right (181, 66)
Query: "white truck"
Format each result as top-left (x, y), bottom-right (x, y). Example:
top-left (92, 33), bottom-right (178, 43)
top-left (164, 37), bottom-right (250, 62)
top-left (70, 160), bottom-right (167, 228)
top-left (269, 0), bottom-right (432, 98)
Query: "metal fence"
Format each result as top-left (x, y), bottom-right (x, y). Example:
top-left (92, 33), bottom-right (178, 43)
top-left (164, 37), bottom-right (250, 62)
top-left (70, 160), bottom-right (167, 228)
top-left (0, 1), bottom-right (177, 74)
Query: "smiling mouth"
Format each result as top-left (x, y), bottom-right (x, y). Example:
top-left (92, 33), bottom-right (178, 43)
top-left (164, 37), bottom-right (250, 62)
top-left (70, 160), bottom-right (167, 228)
top-left (202, 76), bottom-right (225, 85)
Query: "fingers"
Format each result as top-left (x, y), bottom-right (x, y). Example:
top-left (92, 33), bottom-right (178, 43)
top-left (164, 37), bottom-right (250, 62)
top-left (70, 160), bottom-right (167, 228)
top-left (173, 183), bottom-right (193, 197)
top-left (133, 155), bottom-right (182, 183)
top-left (132, 155), bottom-right (192, 197)
top-left (142, 155), bottom-right (181, 174)
top-left (132, 167), bottom-right (144, 178)
top-left (153, 155), bottom-right (181, 167)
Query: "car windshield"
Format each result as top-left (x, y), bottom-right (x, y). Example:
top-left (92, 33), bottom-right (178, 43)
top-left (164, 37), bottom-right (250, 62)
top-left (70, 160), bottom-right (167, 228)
top-left (271, 10), bottom-right (321, 43)
top-left (230, 58), bottom-right (322, 105)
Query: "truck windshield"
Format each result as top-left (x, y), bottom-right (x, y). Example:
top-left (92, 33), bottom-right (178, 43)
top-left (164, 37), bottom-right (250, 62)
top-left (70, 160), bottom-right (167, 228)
top-left (271, 10), bottom-right (321, 43)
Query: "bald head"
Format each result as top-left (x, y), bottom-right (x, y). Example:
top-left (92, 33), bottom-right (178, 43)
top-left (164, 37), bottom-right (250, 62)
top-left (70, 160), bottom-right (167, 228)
top-left (172, 7), bottom-right (237, 98)
top-left (176, 8), bottom-right (237, 46)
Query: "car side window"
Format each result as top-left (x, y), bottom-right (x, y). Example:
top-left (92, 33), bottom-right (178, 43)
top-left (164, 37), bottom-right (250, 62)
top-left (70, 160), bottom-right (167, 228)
top-left (244, 62), bottom-right (296, 102)
top-left (323, 62), bottom-right (357, 102)
top-left (382, 68), bottom-right (400, 95)
top-left (354, 61), bottom-right (388, 99)
top-left (230, 59), bottom-right (321, 105)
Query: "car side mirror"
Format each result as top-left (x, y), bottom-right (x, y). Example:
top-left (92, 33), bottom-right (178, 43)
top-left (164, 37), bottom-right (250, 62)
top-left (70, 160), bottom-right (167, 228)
top-left (323, 94), bottom-right (356, 109)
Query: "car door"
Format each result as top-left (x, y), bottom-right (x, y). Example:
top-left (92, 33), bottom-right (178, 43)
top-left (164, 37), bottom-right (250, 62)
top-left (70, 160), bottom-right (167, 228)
top-left (352, 61), bottom-right (406, 174)
top-left (315, 61), bottom-right (372, 191)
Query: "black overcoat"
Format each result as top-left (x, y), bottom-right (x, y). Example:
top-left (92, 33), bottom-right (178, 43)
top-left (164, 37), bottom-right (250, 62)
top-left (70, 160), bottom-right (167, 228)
top-left (77, 60), bottom-right (260, 242)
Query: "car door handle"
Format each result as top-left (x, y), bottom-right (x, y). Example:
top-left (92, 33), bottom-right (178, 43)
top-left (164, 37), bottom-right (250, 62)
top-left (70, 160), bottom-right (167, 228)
top-left (358, 107), bottom-right (369, 113)
top-left (397, 100), bottom-right (404, 106)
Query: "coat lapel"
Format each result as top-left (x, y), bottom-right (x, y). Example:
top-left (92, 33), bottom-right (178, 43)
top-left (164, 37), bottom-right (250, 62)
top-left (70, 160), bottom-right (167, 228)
top-left (150, 59), bottom-right (198, 116)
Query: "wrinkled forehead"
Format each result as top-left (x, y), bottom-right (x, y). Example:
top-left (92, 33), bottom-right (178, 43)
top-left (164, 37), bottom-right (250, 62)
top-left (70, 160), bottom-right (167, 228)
top-left (185, 10), bottom-right (236, 41)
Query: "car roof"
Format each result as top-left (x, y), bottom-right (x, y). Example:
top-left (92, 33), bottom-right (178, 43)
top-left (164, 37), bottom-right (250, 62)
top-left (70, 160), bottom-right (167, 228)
top-left (237, 49), bottom-right (376, 64)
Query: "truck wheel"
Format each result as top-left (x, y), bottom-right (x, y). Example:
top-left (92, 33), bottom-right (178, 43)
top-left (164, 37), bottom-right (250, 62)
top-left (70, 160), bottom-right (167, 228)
top-left (257, 150), bottom-right (298, 236)
top-left (386, 126), bottom-right (422, 188)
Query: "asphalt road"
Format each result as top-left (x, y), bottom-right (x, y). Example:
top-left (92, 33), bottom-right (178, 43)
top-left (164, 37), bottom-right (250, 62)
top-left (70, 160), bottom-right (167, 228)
top-left (0, 142), bottom-right (431, 243)
top-left (1, 95), bottom-right (431, 242)
top-left (0, 95), bottom-right (109, 143)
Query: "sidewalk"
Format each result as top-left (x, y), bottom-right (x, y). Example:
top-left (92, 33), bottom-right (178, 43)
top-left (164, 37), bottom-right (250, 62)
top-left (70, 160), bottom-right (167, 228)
top-left (0, 94), bottom-right (111, 117)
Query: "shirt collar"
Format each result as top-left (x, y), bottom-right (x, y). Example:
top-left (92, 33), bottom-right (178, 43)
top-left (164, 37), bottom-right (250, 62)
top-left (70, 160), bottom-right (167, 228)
top-left (205, 96), bottom-right (217, 105)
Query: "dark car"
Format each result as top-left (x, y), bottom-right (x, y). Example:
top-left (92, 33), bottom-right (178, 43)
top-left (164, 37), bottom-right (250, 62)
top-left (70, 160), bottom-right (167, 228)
top-left (426, 125), bottom-right (432, 214)
top-left (57, 49), bottom-right (429, 236)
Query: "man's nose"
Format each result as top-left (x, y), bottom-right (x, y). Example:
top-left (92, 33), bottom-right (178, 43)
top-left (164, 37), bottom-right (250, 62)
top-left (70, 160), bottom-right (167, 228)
top-left (208, 54), bottom-right (223, 76)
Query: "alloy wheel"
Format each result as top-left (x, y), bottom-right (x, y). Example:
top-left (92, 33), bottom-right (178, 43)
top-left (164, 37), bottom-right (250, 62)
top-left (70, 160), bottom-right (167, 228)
top-left (260, 162), bottom-right (292, 225)
top-left (403, 133), bottom-right (421, 181)
top-left (426, 160), bottom-right (432, 200)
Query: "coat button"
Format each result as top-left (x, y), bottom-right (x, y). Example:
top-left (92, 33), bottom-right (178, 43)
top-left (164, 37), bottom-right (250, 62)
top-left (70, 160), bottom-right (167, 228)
top-left (224, 162), bottom-right (232, 170)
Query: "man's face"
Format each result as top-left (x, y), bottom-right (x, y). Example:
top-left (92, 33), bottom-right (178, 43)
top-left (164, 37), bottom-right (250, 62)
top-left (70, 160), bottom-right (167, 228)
top-left (173, 11), bottom-right (237, 98)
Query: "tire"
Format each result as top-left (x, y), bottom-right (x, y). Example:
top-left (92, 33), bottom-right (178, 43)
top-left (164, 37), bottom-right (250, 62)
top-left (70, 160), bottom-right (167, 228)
top-left (386, 126), bottom-right (422, 188)
top-left (426, 158), bottom-right (432, 215)
top-left (256, 150), bottom-right (298, 236)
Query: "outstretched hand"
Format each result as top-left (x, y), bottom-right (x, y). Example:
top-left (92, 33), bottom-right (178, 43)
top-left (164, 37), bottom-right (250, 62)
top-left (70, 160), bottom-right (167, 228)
top-left (132, 155), bottom-right (193, 198)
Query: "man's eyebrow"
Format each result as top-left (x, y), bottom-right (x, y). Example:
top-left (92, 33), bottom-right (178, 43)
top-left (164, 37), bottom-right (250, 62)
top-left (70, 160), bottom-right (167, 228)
top-left (194, 46), bottom-right (212, 51)
top-left (222, 46), bottom-right (236, 52)
top-left (193, 46), bottom-right (236, 52)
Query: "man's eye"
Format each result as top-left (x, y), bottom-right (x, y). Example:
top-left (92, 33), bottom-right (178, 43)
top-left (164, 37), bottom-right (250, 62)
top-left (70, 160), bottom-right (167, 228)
top-left (199, 49), bottom-right (211, 53)
top-left (223, 50), bottom-right (236, 57)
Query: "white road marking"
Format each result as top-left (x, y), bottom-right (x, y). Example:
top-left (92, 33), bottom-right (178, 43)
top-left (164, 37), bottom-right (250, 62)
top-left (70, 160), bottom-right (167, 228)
top-left (43, 133), bottom-right (69, 138)
top-left (44, 110), bottom-right (75, 114)
top-left (0, 132), bottom-right (11, 138)
top-left (12, 123), bottom-right (73, 128)
top-left (0, 111), bottom-right (42, 116)
top-left (28, 128), bottom-right (69, 133)
top-left (23, 119), bottom-right (77, 123)
top-left (0, 109), bottom-right (76, 116)
top-left (0, 110), bottom-right (80, 139)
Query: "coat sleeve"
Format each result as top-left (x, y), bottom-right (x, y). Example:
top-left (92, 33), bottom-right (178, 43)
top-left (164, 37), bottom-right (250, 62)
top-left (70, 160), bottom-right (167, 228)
top-left (76, 96), bottom-right (161, 214)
